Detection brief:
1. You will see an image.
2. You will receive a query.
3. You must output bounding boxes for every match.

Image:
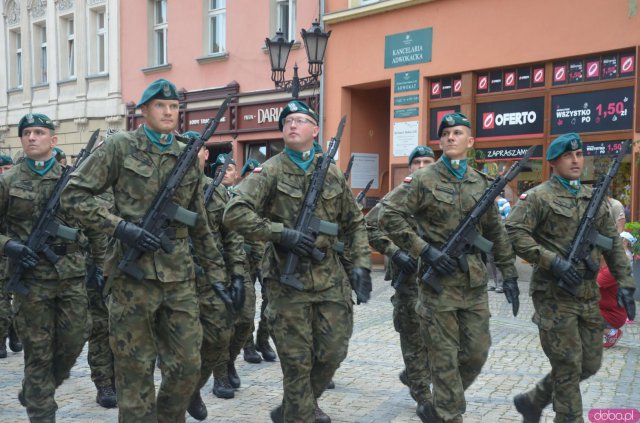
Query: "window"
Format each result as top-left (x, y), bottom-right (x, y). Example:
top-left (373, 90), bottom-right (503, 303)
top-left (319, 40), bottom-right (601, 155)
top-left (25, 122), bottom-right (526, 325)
top-left (276, 0), bottom-right (295, 41)
top-left (33, 23), bottom-right (48, 84)
top-left (361, 0), bottom-right (380, 5)
top-left (208, 0), bottom-right (226, 54)
top-left (59, 17), bottom-right (75, 79)
top-left (9, 30), bottom-right (23, 88)
top-left (96, 10), bottom-right (106, 73)
top-left (153, 0), bottom-right (168, 65)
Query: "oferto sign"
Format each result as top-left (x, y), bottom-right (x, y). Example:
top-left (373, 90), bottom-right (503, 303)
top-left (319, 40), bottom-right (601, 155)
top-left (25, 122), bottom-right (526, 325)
top-left (384, 28), bottom-right (432, 69)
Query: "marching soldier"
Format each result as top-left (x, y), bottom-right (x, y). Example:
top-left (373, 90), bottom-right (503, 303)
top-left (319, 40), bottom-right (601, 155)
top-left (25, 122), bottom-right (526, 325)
top-left (379, 112), bottom-right (519, 422)
top-left (0, 113), bottom-right (105, 421)
top-left (365, 145), bottom-right (434, 421)
top-left (224, 100), bottom-right (371, 423)
top-left (60, 79), bottom-right (229, 422)
top-left (505, 133), bottom-right (635, 423)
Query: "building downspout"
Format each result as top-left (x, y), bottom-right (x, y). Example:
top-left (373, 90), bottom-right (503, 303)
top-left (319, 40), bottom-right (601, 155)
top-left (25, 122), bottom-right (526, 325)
top-left (318, 0), bottom-right (326, 146)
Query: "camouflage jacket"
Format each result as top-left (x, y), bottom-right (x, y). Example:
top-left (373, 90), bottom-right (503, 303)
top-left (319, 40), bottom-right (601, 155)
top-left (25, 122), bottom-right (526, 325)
top-left (505, 177), bottom-right (633, 297)
top-left (223, 152), bottom-right (371, 292)
top-left (379, 160), bottom-right (517, 289)
top-left (60, 127), bottom-right (226, 284)
top-left (0, 161), bottom-right (105, 280)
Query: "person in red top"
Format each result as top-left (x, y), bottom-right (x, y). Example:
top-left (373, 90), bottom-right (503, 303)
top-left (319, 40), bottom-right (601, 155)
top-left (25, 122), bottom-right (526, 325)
top-left (598, 231), bottom-right (636, 347)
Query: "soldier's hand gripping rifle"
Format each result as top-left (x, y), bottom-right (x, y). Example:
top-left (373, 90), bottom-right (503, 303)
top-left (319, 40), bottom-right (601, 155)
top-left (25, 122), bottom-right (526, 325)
top-left (421, 146), bottom-right (535, 294)
top-left (117, 95), bottom-right (232, 280)
top-left (6, 129), bottom-right (101, 296)
top-left (555, 140), bottom-right (630, 296)
top-left (203, 153), bottom-right (232, 207)
top-left (279, 116), bottom-right (346, 290)
top-left (355, 178), bottom-right (374, 206)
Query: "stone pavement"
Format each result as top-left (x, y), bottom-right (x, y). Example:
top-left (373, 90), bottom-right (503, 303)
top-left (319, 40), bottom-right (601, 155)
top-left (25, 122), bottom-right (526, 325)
top-left (1, 260), bottom-right (639, 422)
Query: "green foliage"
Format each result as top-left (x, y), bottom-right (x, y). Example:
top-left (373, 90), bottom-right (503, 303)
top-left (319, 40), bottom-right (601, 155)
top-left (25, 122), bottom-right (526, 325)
top-left (624, 221), bottom-right (640, 255)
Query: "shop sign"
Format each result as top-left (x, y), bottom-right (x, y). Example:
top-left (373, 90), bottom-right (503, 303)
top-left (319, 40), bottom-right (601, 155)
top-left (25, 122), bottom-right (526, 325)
top-left (551, 86), bottom-right (634, 134)
top-left (429, 105), bottom-right (461, 142)
top-left (236, 102), bottom-right (289, 131)
top-left (384, 28), bottom-right (432, 69)
top-left (394, 70), bottom-right (420, 93)
top-left (186, 109), bottom-right (230, 132)
top-left (394, 94), bottom-right (419, 106)
top-left (475, 97), bottom-right (545, 139)
top-left (394, 107), bottom-right (419, 118)
top-left (582, 140), bottom-right (631, 157)
top-left (475, 145), bottom-right (543, 161)
top-left (430, 75), bottom-right (461, 99)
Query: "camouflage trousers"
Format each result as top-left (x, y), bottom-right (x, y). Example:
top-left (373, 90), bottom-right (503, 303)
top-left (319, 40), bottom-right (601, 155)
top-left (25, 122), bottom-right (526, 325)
top-left (265, 278), bottom-right (354, 423)
top-left (419, 284), bottom-right (491, 422)
top-left (229, 276), bottom-right (257, 361)
top-left (523, 291), bottom-right (603, 423)
top-left (0, 281), bottom-right (12, 340)
top-left (195, 282), bottom-right (233, 388)
top-left (109, 277), bottom-right (202, 423)
top-left (13, 277), bottom-right (88, 422)
top-left (391, 288), bottom-right (431, 404)
top-left (87, 286), bottom-right (114, 388)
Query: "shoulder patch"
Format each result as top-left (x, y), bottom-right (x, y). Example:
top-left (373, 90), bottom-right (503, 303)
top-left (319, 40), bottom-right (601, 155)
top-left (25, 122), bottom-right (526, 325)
top-left (404, 176), bottom-right (412, 183)
top-left (253, 167), bottom-right (263, 173)
top-left (519, 193), bottom-right (527, 200)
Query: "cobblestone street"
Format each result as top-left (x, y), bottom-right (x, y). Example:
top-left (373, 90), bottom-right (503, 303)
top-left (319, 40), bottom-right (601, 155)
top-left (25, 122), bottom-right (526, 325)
top-left (1, 261), bottom-right (639, 422)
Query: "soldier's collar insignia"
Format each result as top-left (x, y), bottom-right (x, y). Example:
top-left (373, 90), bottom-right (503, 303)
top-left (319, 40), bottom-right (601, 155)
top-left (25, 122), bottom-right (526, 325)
top-left (253, 167), bottom-right (263, 173)
top-left (34, 160), bottom-right (45, 170)
top-left (451, 159), bottom-right (461, 170)
top-left (404, 176), bottom-right (412, 183)
top-left (519, 193), bottom-right (527, 200)
top-left (301, 150), bottom-right (312, 160)
top-left (569, 179), bottom-right (580, 188)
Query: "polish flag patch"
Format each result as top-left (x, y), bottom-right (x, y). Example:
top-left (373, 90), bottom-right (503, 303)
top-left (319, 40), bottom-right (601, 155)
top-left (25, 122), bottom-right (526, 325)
top-left (519, 193), bottom-right (527, 200)
top-left (253, 167), bottom-right (263, 173)
top-left (404, 176), bottom-right (413, 183)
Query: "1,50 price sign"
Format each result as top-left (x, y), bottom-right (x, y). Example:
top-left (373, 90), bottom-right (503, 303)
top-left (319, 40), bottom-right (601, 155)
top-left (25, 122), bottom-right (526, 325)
top-left (551, 86), bottom-right (634, 134)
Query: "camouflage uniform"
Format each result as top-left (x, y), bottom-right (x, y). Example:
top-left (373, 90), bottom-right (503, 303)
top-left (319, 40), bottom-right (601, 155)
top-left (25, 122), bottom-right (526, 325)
top-left (505, 177), bottom-right (633, 422)
top-left (365, 201), bottom-right (431, 405)
top-left (0, 160), bottom-right (103, 422)
top-left (194, 180), bottom-right (242, 390)
top-left (224, 152), bottom-right (370, 423)
top-left (0, 257), bottom-right (11, 348)
top-left (60, 127), bottom-right (227, 423)
top-left (379, 160), bottom-right (517, 422)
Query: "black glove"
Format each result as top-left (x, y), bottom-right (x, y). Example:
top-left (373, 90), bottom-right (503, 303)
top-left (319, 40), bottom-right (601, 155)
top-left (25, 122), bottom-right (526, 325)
top-left (617, 288), bottom-right (636, 321)
top-left (212, 282), bottom-right (235, 314)
top-left (87, 266), bottom-right (105, 293)
top-left (230, 274), bottom-right (246, 313)
top-left (278, 228), bottom-right (316, 257)
top-left (350, 267), bottom-right (372, 304)
top-left (4, 240), bottom-right (39, 269)
top-left (391, 250), bottom-right (417, 274)
top-left (420, 245), bottom-right (456, 275)
top-left (114, 221), bottom-right (160, 253)
top-left (502, 277), bottom-right (520, 317)
top-left (551, 255), bottom-right (581, 291)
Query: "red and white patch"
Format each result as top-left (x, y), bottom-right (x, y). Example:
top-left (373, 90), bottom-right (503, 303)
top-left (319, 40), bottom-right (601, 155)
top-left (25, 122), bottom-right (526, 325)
top-left (404, 176), bottom-right (413, 183)
top-left (253, 167), bottom-right (263, 173)
top-left (519, 193), bottom-right (527, 200)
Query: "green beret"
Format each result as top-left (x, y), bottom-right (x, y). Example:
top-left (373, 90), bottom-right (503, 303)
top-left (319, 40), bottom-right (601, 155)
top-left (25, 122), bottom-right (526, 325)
top-left (241, 159), bottom-right (261, 177)
top-left (53, 147), bottom-right (66, 161)
top-left (0, 155), bottom-right (13, 166)
top-left (408, 146), bottom-right (435, 165)
top-left (278, 100), bottom-right (319, 131)
top-left (137, 79), bottom-right (179, 107)
top-left (546, 133), bottom-right (583, 161)
top-left (181, 131), bottom-right (201, 141)
top-left (211, 154), bottom-right (236, 174)
top-left (18, 113), bottom-right (55, 137)
top-left (437, 112), bottom-right (471, 138)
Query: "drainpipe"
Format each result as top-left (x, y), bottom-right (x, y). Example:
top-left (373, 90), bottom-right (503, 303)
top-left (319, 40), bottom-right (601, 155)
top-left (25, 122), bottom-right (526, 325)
top-left (318, 0), bottom-right (326, 146)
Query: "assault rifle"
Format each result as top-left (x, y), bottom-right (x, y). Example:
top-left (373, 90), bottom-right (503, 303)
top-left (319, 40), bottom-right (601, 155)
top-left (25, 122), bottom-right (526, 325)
top-left (117, 95), bottom-right (232, 280)
top-left (343, 154), bottom-right (355, 182)
top-left (355, 178), bottom-right (374, 206)
top-left (6, 129), bottom-right (100, 296)
top-left (557, 140), bottom-right (630, 296)
top-left (421, 146), bottom-right (535, 294)
top-left (280, 116), bottom-right (346, 290)
top-left (204, 153), bottom-right (232, 207)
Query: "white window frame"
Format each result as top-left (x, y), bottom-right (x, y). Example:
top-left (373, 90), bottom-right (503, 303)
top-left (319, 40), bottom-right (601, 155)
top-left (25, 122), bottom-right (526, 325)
top-left (67, 18), bottom-right (75, 78)
top-left (96, 10), bottom-right (107, 73)
top-left (153, 0), bottom-right (168, 65)
top-left (34, 23), bottom-right (48, 84)
top-left (10, 30), bottom-right (23, 88)
top-left (276, 0), bottom-right (296, 42)
top-left (361, 0), bottom-right (380, 5)
top-left (208, 0), bottom-right (226, 55)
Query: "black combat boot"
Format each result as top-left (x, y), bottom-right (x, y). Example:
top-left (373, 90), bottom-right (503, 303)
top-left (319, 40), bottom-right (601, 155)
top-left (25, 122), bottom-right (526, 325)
top-left (314, 399), bottom-right (332, 423)
top-left (0, 338), bottom-right (7, 359)
top-left (18, 390), bottom-right (26, 407)
top-left (256, 331), bottom-right (277, 362)
top-left (270, 405), bottom-right (284, 423)
top-left (212, 376), bottom-right (234, 399)
top-left (243, 339), bottom-right (263, 364)
top-left (227, 361), bottom-right (241, 389)
top-left (8, 325), bottom-right (22, 353)
top-left (416, 401), bottom-right (443, 423)
top-left (514, 393), bottom-right (543, 423)
top-left (399, 369), bottom-right (409, 387)
top-left (326, 379), bottom-right (335, 389)
top-left (96, 384), bottom-right (117, 408)
top-left (187, 391), bottom-right (208, 421)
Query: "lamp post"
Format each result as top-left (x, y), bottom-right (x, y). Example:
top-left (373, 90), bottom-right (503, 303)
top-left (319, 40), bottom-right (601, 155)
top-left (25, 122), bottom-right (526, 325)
top-left (265, 20), bottom-right (331, 99)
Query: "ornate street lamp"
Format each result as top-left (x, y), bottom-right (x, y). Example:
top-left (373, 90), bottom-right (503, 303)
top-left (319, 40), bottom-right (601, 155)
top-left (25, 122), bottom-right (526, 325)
top-left (265, 20), bottom-right (331, 99)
